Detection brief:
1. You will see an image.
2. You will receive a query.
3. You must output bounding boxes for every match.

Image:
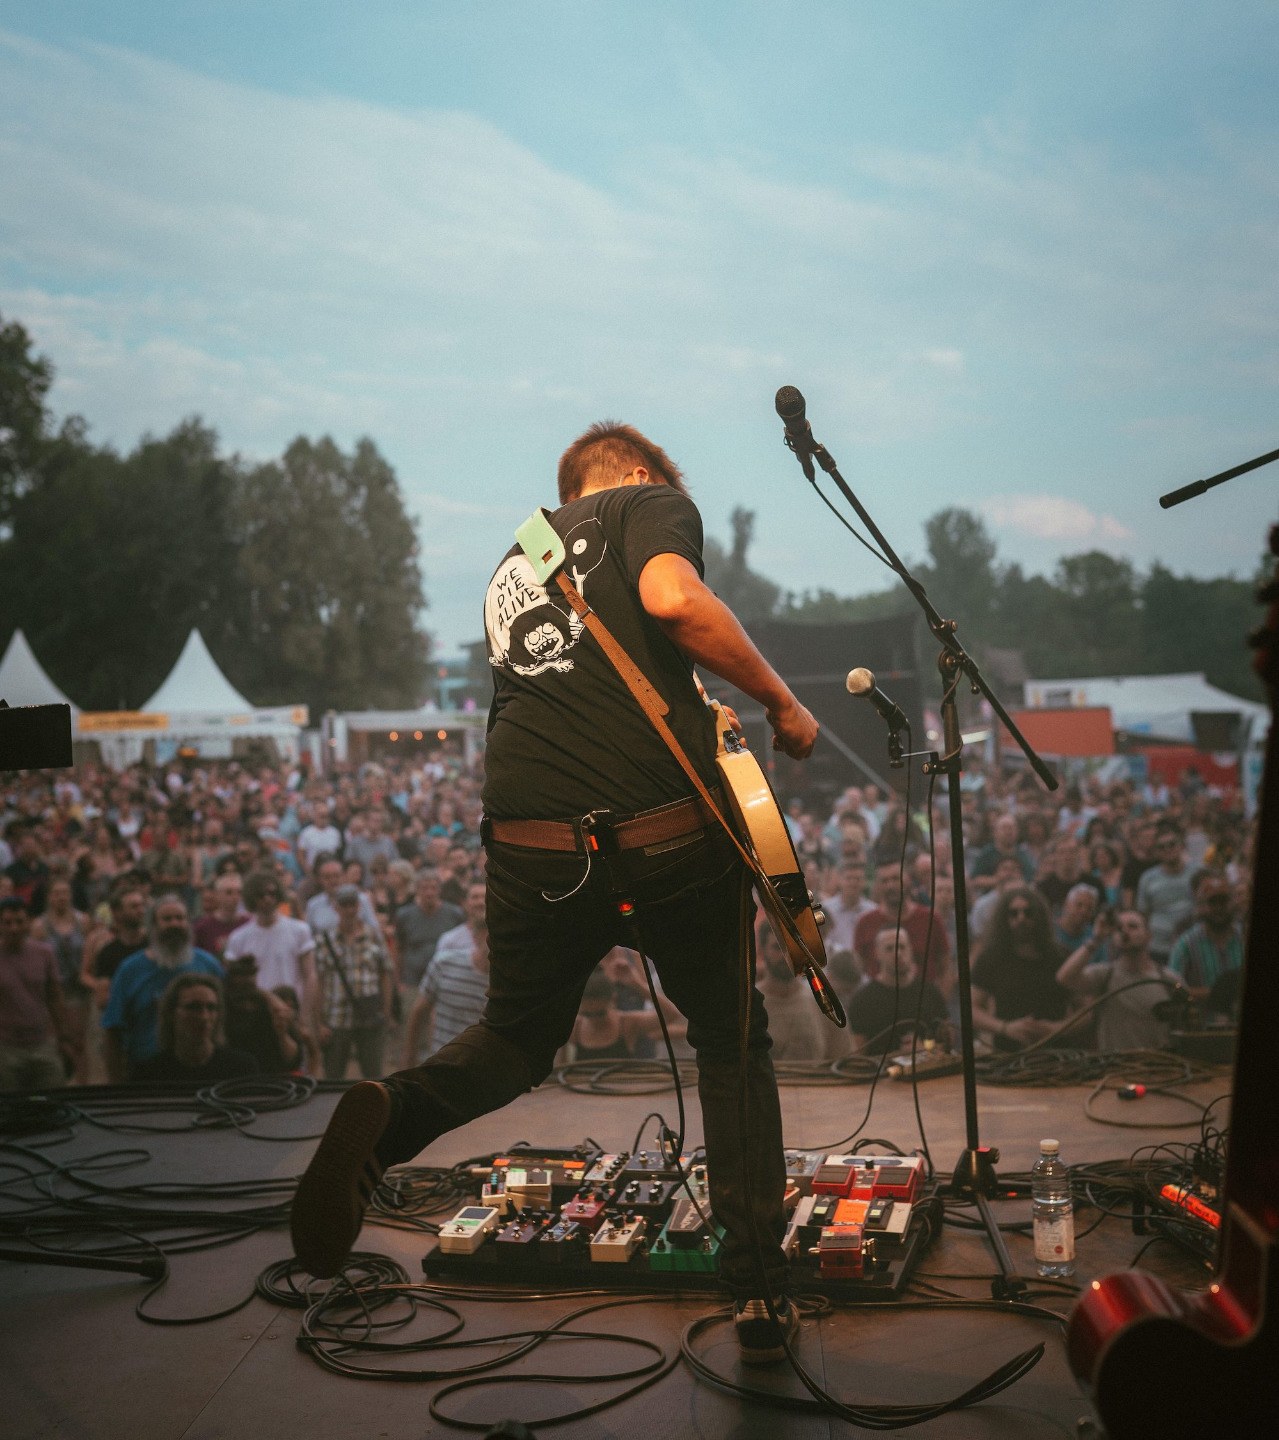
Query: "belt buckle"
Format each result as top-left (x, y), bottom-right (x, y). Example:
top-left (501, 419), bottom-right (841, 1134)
top-left (579, 809), bottom-right (617, 855)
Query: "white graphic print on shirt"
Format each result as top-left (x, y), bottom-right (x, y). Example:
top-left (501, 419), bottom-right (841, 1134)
top-left (485, 518), bottom-right (607, 678)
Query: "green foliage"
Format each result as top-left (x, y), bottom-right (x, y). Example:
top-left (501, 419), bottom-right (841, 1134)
top-left (0, 316), bottom-right (55, 529)
top-left (703, 506), bottom-right (781, 625)
top-left (234, 436), bottom-right (430, 714)
top-left (700, 493), bottom-right (1263, 701)
top-left (0, 310), bottom-right (432, 713)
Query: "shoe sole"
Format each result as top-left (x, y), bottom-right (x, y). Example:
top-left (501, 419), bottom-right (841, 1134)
top-left (291, 1081), bottom-right (390, 1278)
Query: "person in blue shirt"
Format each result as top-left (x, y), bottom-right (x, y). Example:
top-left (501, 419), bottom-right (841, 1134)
top-left (102, 894), bottom-right (222, 1081)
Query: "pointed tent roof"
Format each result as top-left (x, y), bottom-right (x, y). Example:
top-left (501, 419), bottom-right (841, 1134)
top-left (0, 630), bottom-right (78, 713)
top-left (143, 630), bottom-right (253, 714)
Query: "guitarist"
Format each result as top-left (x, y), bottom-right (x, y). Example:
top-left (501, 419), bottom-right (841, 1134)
top-left (293, 421), bottom-right (819, 1364)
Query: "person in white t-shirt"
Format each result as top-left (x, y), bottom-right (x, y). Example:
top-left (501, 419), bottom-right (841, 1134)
top-left (225, 871), bottom-right (318, 1026)
top-left (295, 804), bottom-right (343, 875)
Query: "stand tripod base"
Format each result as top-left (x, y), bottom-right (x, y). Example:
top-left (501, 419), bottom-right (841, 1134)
top-left (944, 1146), bottom-right (1029, 1300)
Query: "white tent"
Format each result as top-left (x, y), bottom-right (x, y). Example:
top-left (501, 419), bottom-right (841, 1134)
top-left (78, 629), bottom-right (307, 767)
top-left (0, 629), bottom-right (78, 714)
top-left (1023, 672), bottom-right (1268, 744)
top-left (142, 629), bottom-right (253, 714)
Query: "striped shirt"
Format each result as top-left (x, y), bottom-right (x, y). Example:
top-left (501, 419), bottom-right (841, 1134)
top-left (314, 926), bottom-right (388, 1030)
top-left (417, 923), bottom-right (489, 1053)
top-left (1168, 921), bottom-right (1243, 991)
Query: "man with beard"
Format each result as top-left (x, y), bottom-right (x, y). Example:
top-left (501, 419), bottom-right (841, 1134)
top-left (970, 887), bottom-right (1070, 1049)
top-left (101, 895), bottom-right (223, 1081)
top-left (1056, 909), bottom-right (1181, 1052)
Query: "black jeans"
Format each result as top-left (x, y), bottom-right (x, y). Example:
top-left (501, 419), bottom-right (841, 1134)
top-left (381, 824), bottom-right (788, 1298)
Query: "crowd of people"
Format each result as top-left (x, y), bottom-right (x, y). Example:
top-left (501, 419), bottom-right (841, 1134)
top-left (0, 743), bottom-right (1252, 1093)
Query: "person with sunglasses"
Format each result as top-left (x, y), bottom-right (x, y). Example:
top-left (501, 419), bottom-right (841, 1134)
top-left (971, 887), bottom-right (1071, 1049)
top-left (132, 973), bottom-right (257, 1086)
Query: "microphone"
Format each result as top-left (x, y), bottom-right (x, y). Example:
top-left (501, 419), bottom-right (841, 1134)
top-left (774, 385), bottom-right (813, 452)
top-left (846, 667), bottom-right (908, 732)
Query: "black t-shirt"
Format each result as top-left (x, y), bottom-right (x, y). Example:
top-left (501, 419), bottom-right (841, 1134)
top-left (482, 485), bottom-right (718, 819)
top-left (971, 942), bottom-right (1070, 1021)
top-left (93, 936), bottom-right (145, 980)
top-left (846, 978), bottom-right (949, 1053)
top-left (131, 1046), bottom-right (259, 1086)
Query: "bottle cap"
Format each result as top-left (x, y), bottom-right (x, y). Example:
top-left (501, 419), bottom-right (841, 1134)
top-left (1039, 1139), bottom-right (1060, 1154)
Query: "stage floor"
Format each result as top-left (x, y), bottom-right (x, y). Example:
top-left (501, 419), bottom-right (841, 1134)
top-left (1, 1066), bottom-right (1223, 1438)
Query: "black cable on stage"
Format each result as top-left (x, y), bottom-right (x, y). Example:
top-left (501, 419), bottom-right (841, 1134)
top-left (680, 1298), bottom-right (1048, 1429)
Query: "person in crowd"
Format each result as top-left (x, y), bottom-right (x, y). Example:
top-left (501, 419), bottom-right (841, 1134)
top-left (400, 881), bottom-right (490, 1065)
top-left (1087, 839), bottom-right (1126, 909)
top-left (0, 897), bottom-right (75, 1091)
top-left (1167, 871), bottom-right (1244, 1001)
top-left (32, 875), bottom-right (92, 1083)
top-left (1120, 817), bottom-right (1160, 905)
top-left (1054, 883), bottom-right (1100, 954)
top-left (1056, 909), bottom-right (1182, 1052)
top-left (820, 860), bottom-right (874, 970)
top-left (223, 955), bottom-right (309, 1075)
top-left (81, 878), bottom-right (151, 1006)
top-left (224, 870), bottom-right (318, 1025)
top-left (438, 844), bottom-right (475, 906)
top-left (853, 866), bottom-right (950, 988)
top-left (132, 973), bottom-right (257, 1086)
top-left (385, 859), bottom-right (417, 915)
top-left (1036, 833), bottom-right (1104, 916)
top-left (346, 806), bottom-right (399, 882)
top-left (847, 927), bottom-right (949, 1055)
top-left (5, 823), bottom-right (50, 917)
top-left (393, 869), bottom-right (463, 1019)
top-left (101, 895), bottom-right (223, 1081)
top-left (1136, 826), bottom-right (1201, 967)
top-left (970, 887), bottom-right (1070, 1049)
top-left (305, 853), bottom-right (380, 935)
top-left (969, 814), bottom-right (1035, 895)
top-left (751, 925), bottom-right (828, 1063)
top-left (313, 884), bottom-right (393, 1081)
top-left (570, 966), bottom-right (687, 1061)
top-left (193, 870), bottom-right (247, 958)
top-left (969, 854), bottom-right (1028, 945)
top-left (295, 802), bottom-right (341, 875)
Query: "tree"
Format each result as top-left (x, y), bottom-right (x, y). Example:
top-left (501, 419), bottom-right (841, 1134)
top-left (702, 507), bottom-right (780, 625)
top-left (0, 419), bottom-right (243, 708)
top-left (1052, 551), bottom-right (1140, 675)
top-left (0, 313), bottom-right (54, 530)
top-left (919, 507), bottom-right (999, 632)
top-left (1140, 562), bottom-right (1261, 700)
top-left (232, 436), bottom-right (430, 713)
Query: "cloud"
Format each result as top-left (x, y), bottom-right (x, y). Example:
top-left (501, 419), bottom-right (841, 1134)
top-left (2, 25), bottom-right (1277, 649)
top-left (982, 494), bottom-right (1134, 544)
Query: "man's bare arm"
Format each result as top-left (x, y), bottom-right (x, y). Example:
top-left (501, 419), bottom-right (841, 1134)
top-left (638, 553), bottom-right (817, 758)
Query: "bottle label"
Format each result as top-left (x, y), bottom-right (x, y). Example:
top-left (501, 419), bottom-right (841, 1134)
top-left (1034, 1215), bottom-right (1075, 1263)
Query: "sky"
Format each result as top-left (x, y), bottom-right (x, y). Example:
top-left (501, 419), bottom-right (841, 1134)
top-left (2, 2), bottom-right (1277, 662)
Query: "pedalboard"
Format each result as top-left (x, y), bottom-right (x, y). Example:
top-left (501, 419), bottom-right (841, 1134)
top-left (424, 1140), bottom-right (934, 1296)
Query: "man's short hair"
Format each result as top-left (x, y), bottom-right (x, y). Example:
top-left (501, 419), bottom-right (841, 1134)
top-left (0, 895), bottom-right (29, 918)
top-left (557, 421), bottom-right (689, 504)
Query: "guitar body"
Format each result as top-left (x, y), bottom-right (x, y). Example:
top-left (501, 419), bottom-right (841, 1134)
top-left (1067, 522), bottom-right (1279, 1435)
top-left (709, 702), bottom-right (828, 978)
top-left (1067, 1211), bottom-right (1278, 1435)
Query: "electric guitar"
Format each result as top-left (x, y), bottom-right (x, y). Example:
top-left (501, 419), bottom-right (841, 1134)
top-left (1065, 525), bottom-right (1279, 1434)
top-left (707, 700), bottom-right (845, 1027)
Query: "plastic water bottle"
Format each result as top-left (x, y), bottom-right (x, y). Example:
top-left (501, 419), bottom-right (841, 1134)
top-left (1031, 1138), bottom-right (1075, 1278)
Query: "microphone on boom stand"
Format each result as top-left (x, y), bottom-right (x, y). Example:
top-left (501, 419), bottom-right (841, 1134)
top-left (775, 385), bottom-right (816, 479)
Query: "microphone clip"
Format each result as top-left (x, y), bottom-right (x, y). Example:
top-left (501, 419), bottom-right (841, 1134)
top-left (782, 430), bottom-right (816, 481)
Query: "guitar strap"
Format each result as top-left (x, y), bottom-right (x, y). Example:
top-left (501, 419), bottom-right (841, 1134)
top-left (550, 570), bottom-right (824, 974)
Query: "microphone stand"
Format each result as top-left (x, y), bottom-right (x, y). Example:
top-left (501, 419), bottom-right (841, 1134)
top-left (781, 425), bottom-right (1058, 1300)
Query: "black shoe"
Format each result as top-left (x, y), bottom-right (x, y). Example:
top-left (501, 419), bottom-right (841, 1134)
top-left (291, 1081), bottom-right (391, 1278)
top-left (734, 1297), bottom-right (799, 1365)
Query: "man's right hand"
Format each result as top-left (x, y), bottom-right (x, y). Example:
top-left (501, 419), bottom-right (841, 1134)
top-left (767, 697), bottom-right (819, 759)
